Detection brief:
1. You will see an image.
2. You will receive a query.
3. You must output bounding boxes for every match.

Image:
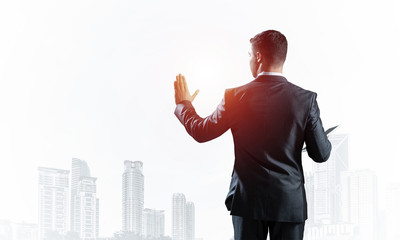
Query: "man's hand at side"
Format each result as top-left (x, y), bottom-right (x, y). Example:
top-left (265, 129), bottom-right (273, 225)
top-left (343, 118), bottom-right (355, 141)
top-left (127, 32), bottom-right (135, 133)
top-left (174, 73), bottom-right (199, 105)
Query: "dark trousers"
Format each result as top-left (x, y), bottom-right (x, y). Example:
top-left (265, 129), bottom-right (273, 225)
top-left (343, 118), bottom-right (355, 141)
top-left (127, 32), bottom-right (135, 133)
top-left (232, 215), bottom-right (305, 240)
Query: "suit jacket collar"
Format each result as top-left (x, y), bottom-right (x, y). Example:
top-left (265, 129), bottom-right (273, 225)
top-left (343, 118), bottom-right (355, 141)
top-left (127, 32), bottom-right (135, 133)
top-left (252, 74), bottom-right (288, 83)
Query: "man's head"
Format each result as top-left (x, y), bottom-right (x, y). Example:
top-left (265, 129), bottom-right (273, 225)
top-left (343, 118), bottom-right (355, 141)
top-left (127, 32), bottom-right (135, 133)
top-left (249, 30), bottom-right (288, 77)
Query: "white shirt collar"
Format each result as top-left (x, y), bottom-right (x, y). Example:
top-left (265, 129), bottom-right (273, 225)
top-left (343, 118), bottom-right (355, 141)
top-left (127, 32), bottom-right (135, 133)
top-left (257, 71), bottom-right (284, 77)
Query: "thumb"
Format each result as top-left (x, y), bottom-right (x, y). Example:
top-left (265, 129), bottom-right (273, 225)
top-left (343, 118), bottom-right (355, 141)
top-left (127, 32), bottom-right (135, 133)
top-left (191, 89), bottom-right (200, 102)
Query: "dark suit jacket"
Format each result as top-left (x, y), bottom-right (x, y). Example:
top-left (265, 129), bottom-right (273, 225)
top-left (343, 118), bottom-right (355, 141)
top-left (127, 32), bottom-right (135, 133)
top-left (174, 75), bottom-right (331, 222)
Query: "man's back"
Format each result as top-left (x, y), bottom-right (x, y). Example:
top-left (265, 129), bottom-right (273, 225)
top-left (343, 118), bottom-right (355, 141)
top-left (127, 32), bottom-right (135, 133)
top-left (224, 74), bottom-right (331, 222)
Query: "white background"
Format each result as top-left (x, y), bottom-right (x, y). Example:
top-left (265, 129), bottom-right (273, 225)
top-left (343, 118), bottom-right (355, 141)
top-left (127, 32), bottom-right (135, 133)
top-left (1, 0), bottom-right (399, 239)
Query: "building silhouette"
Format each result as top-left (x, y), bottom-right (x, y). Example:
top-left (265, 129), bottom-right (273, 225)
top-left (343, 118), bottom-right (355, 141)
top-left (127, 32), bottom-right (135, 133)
top-left (348, 169), bottom-right (378, 240)
top-left (38, 167), bottom-right (69, 240)
top-left (122, 160), bottom-right (144, 235)
top-left (312, 134), bottom-right (348, 224)
top-left (143, 208), bottom-right (165, 238)
top-left (71, 158), bottom-right (91, 233)
top-left (172, 193), bottom-right (185, 240)
top-left (172, 193), bottom-right (195, 240)
top-left (70, 158), bottom-right (99, 239)
top-left (385, 183), bottom-right (400, 240)
top-left (185, 202), bottom-right (195, 240)
top-left (76, 176), bottom-right (99, 239)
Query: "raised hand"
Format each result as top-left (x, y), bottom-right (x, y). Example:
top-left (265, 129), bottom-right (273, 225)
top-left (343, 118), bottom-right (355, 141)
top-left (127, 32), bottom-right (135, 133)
top-left (174, 73), bottom-right (200, 105)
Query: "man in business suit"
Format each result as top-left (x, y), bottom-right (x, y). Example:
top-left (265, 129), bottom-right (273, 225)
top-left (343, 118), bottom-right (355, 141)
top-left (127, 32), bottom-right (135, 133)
top-left (173, 30), bottom-right (331, 240)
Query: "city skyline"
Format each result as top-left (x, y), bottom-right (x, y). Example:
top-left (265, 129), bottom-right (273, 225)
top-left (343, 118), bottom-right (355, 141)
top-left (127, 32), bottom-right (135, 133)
top-left (32, 159), bottom-right (197, 240)
top-left (0, 142), bottom-right (399, 239)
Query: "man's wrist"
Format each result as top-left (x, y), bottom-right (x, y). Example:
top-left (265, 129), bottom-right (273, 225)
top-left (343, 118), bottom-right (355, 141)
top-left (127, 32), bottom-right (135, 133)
top-left (176, 99), bottom-right (192, 105)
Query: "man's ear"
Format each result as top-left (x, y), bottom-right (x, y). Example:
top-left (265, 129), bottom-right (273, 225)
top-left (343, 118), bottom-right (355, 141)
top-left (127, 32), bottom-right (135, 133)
top-left (256, 52), bottom-right (262, 63)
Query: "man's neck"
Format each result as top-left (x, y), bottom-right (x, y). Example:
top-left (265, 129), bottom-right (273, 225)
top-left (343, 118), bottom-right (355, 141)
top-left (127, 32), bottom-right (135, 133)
top-left (257, 64), bottom-right (283, 75)
top-left (257, 72), bottom-right (284, 77)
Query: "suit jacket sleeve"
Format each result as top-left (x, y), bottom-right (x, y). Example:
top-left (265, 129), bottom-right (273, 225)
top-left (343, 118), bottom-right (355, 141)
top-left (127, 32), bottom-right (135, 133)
top-left (174, 89), bottom-right (231, 143)
top-left (304, 93), bottom-right (332, 162)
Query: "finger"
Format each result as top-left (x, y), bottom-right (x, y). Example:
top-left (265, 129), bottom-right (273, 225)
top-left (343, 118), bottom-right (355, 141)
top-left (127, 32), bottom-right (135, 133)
top-left (175, 75), bottom-right (179, 91)
top-left (182, 75), bottom-right (189, 92)
top-left (191, 89), bottom-right (200, 102)
top-left (179, 73), bottom-right (185, 90)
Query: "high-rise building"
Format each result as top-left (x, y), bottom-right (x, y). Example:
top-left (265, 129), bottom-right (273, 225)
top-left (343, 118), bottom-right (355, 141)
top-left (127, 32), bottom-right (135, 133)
top-left (172, 193), bottom-right (186, 240)
top-left (339, 171), bottom-right (351, 223)
top-left (71, 158), bottom-right (91, 233)
top-left (122, 161), bottom-right (144, 234)
top-left (348, 170), bottom-right (377, 240)
top-left (386, 183), bottom-right (400, 240)
top-left (76, 176), bottom-right (99, 239)
top-left (143, 208), bottom-right (165, 238)
top-left (185, 202), bottom-right (195, 240)
top-left (70, 158), bottom-right (99, 239)
top-left (96, 198), bottom-right (99, 238)
top-left (312, 134), bottom-right (348, 224)
top-left (172, 193), bottom-right (195, 240)
top-left (38, 167), bottom-right (69, 240)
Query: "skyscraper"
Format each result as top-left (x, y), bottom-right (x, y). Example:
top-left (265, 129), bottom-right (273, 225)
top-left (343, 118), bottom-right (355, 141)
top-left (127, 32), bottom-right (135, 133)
top-left (96, 198), bottom-right (99, 238)
top-left (143, 208), bottom-right (165, 238)
top-left (172, 193), bottom-right (185, 240)
top-left (38, 167), bottom-right (69, 240)
top-left (385, 183), bottom-right (400, 240)
top-left (348, 169), bottom-right (377, 240)
top-left (312, 134), bottom-right (348, 224)
top-left (172, 193), bottom-right (195, 240)
top-left (71, 158), bottom-right (91, 233)
top-left (122, 160), bottom-right (144, 234)
top-left (70, 158), bottom-right (99, 239)
top-left (185, 202), bottom-right (195, 240)
top-left (76, 176), bottom-right (99, 239)
top-left (339, 171), bottom-right (351, 223)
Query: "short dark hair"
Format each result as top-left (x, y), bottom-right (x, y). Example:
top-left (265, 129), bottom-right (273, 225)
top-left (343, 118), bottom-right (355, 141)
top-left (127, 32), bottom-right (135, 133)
top-left (250, 30), bottom-right (288, 65)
